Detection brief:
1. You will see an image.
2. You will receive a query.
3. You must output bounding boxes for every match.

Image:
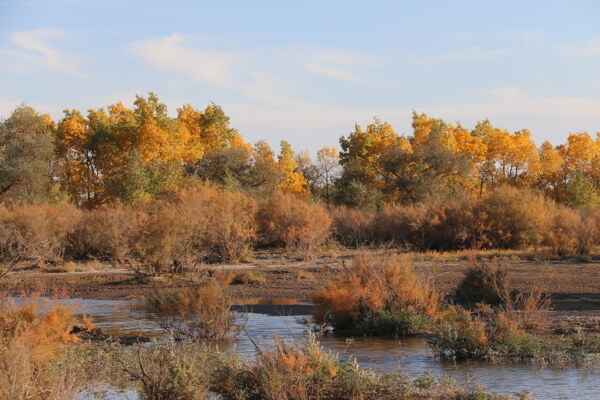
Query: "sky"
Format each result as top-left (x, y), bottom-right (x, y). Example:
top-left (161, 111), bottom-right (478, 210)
top-left (1, 0), bottom-right (600, 152)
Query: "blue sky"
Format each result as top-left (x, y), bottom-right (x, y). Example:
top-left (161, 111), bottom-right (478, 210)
top-left (1, 0), bottom-right (600, 152)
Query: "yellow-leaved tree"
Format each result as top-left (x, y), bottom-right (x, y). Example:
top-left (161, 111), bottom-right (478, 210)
top-left (277, 140), bottom-right (309, 196)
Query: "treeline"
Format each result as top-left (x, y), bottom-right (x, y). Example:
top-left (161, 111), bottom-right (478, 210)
top-left (0, 93), bottom-right (599, 270)
top-left (1, 93), bottom-right (599, 207)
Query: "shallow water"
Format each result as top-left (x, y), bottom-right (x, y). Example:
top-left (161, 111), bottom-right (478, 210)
top-left (12, 297), bottom-right (600, 399)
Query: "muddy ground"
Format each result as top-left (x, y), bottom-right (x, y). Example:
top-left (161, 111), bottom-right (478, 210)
top-left (2, 250), bottom-right (600, 315)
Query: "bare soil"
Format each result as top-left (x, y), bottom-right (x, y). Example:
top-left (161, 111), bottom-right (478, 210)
top-left (2, 250), bottom-right (600, 316)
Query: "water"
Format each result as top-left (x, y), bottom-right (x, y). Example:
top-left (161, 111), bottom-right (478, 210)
top-left (11, 297), bottom-right (600, 399)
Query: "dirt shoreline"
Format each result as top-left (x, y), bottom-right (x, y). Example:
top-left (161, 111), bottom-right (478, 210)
top-left (2, 253), bottom-right (600, 316)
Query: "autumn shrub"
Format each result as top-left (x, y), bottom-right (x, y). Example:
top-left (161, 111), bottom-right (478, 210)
top-left (67, 203), bottom-right (139, 261)
top-left (313, 255), bottom-right (442, 336)
top-left (133, 199), bottom-right (199, 274)
top-left (433, 198), bottom-right (488, 251)
top-left (257, 192), bottom-right (332, 259)
top-left (133, 184), bottom-right (257, 274)
top-left (330, 206), bottom-right (374, 247)
top-left (455, 257), bottom-right (551, 330)
top-left (120, 341), bottom-right (213, 400)
top-left (429, 306), bottom-right (545, 361)
top-left (213, 332), bottom-right (351, 400)
top-left (372, 203), bottom-right (435, 249)
top-left (545, 206), bottom-right (580, 256)
top-left (230, 269), bottom-right (267, 285)
top-left (455, 258), bottom-right (508, 306)
top-left (574, 208), bottom-right (600, 255)
top-left (142, 281), bottom-right (237, 341)
top-left (0, 202), bottom-right (81, 265)
top-left (0, 298), bottom-right (88, 400)
top-left (474, 186), bottom-right (553, 249)
top-left (183, 185), bottom-right (257, 263)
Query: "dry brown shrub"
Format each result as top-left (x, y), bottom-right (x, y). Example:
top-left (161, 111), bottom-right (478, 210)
top-left (455, 257), bottom-right (508, 306)
top-left (132, 200), bottom-right (198, 274)
top-left (474, 186), bottom-right (553, 249)
top-left (133, 183), bottom-right (257, 274)
top-left (574, 208), bottom-right (600, 255)
top-left (435, 198), bottom-right (488, 251)
top-left (330, 206), bottom-right (374, 247)
top-left (313, 254), bottom-right (442, 334)
top-left (230, 269), bottom-right (266, 285)
top-left (515, 288), bottom-right (552, 330)
top-left (545, 206), bottom-right (579, 256)
top-left (215, 333), bottom-right (340, 400)
top-left (0, 203), bottom-right (82, 266)
top-left (183, 186), bottom-right (257, 263)
top-left (67, 204), bottom-right (139, 261)
top-left (257, 192), bottom-right (332, 259)
top-left (372, 203), bottom-right (434, 249)
top-left (0, 298), bottom-right (87, 400)
top-left (455, 257), bottom-right (551, 330)
top-left (143, 281), bottom-right (236, 341)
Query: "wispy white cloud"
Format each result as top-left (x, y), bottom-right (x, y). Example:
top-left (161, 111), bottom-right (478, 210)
top-left (226, 86), bottom-right (600, 151)
top-left (503, 30), bottom-right (543, 45)
top-left (558, 37), bottom-right (600, 58)
top-left (131, 33), bottom-right (237, 89)
top-left (131, 33), bottom-right (302, 107)
top-left (453, 31), bottom-right (472, 41)
top-left (6, 29), bottom-right (86, 77)
top-left (286, 47), bottom-right (370, 83)
top-left (417, 46), bottom-right (518, 65)
top-left (131, 35), bottom-right (374, 107)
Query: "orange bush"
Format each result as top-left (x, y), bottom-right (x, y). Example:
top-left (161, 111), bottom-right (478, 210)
top-left (0, 298), bottom-right (88, 400)
top-left (0, 299), bottom-right (81, 361)
top-left (474, 186), bottom-right (553, 249)
top-left (544, 206), bottom-right (579, 256)
top-left (330, 206), bottom-right (374, 247)
top-left (68, 203), bottom-right (139, 261)
top-left (257, 192), bottom-right (332, 259)
top-left (142, 281), bottom-right (235, 341)
top-left (313, 254), bottom-right (442, 334)
top-left (133, 183), bottom-right (257, 274)
top-left (0, 202), bottom-right (81, 264)
top-left (372, 203), bottom-right (435, 248)
top-left (574, 208), bottom-right (600, 255)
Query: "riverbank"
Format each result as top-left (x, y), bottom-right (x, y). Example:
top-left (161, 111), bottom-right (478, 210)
top-left (2, 250), bottom-right (599, 303)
